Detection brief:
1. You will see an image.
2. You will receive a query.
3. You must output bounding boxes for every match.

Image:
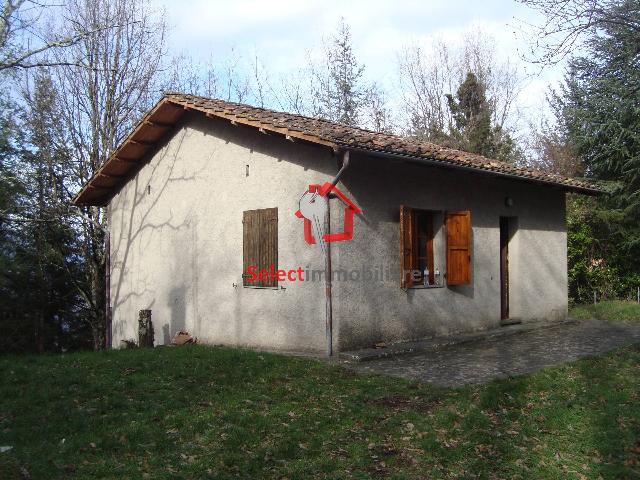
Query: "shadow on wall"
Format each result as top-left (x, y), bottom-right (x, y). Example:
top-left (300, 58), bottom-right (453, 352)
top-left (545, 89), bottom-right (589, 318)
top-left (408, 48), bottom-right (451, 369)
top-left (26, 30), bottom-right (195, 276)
top-left (183, 114), bottom-right (337, 349)
top-left (111, 112), bottom-right (338, 351)
top-left (340, 153), bottom-right (566, 233)
top-left (111, 123), bottom-right (204, 346)
top-left (163, 285), bottom-right (187, 343)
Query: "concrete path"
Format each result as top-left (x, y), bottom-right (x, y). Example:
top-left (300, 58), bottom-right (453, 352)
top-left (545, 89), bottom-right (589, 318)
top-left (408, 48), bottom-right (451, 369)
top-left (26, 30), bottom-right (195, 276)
top-left (346, 319), bottom-right (640, 387)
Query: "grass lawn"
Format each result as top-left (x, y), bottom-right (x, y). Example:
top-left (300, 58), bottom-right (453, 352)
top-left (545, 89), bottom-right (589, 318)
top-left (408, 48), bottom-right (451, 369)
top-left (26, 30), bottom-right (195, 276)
top-left (0, 341), bottom-right (638, 479)
top-left (570, 300), bottom-right (640, 324)
top-left (1, 299), bottom-right (640, 480)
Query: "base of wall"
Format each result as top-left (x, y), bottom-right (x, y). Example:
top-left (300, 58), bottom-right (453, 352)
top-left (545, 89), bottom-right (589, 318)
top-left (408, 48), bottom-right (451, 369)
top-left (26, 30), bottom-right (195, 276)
top-left (500, 317), bottom-right (523, 326)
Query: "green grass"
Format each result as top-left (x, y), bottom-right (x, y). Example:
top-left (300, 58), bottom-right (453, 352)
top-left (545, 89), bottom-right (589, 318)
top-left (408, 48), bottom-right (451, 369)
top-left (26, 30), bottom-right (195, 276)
top-left (570, 300), bottom-right (640, 323)
top-left (0, 344), bottom-right (639, 479)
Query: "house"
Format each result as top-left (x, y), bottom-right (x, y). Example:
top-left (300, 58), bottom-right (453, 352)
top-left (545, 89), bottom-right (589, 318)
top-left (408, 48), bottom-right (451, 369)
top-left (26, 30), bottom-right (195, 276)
top-left (73, 93), bottom-right (599, 354)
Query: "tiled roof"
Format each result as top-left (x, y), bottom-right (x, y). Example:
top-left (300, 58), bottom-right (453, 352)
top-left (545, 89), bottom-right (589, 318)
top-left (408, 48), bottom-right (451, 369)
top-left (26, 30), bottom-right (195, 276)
top-left (73, 92), bottom-right (601, 205)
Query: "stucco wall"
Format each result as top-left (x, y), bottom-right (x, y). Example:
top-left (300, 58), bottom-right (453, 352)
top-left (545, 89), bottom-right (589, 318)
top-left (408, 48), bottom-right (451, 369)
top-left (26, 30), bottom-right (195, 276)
top-left (330, 154), bottom-right (567, 350)
top-left (108, 114), bottom-right (567, 352)
top-left (109, 113), bottom-right (337, 351)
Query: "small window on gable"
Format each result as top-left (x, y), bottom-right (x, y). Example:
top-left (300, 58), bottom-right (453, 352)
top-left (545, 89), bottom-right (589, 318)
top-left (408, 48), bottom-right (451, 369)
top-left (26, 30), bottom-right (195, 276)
top-left (400, 206), bottom-right (444, 288)
top-left (243, 208), bottom-right (278, 287)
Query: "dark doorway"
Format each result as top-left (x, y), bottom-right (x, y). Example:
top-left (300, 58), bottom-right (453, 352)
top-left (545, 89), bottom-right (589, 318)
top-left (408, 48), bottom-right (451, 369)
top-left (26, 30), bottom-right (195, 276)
top-left (500, 217), bottom-right (510, 321)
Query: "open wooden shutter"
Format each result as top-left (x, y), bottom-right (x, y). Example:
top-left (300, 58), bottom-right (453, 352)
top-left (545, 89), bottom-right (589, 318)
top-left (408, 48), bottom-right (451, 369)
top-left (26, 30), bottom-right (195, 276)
top-left (400, 205), bottom-right (415, 288)
top-left (446, 211), bottom-right (471, 285)
top-left (243, 208), bottom-right (278, 287)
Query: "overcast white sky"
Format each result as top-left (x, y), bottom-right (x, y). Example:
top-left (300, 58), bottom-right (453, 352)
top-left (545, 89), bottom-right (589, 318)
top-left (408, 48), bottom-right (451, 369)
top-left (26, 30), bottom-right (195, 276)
top-left (152, 0), bottom-right (564, 133)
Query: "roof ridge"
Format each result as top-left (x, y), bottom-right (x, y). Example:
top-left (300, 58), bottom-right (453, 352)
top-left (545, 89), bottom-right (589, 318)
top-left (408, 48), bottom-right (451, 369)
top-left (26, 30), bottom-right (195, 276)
top-left (164, 91), bottom-right (386, 134)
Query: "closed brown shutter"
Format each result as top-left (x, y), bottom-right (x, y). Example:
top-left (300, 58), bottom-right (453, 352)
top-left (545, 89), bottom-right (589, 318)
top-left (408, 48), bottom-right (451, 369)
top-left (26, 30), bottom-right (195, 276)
top-left (400, 205), bottom-right (415, 288)
top-left (446, 210), bottom-right (471, 285)
top-left (243, 208), bottom-right (278, 287)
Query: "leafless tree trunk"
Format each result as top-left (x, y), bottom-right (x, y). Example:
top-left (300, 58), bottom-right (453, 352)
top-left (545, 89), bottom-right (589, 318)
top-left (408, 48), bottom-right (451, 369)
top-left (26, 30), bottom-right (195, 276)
top-left (163, 53), bottom-right (211, 97)
top-left (277, 67), bottom-right (312, 115)
top-left (397, 39), bottom-right (456, 140)
top-left (37, 0), bottom-right (167, 349)
top-left (163, 49), bottom-right (259, 105)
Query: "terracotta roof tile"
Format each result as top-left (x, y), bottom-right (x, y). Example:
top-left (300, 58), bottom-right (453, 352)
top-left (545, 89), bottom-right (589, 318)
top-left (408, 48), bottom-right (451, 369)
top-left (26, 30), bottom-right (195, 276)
top-left (73, 92), bottom-right (601, 206)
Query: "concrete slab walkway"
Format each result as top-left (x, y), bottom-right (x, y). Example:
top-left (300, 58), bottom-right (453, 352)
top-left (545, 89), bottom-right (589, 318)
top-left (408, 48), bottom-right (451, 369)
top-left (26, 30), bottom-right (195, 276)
top-left (345, 319), bottom-right (640, 387)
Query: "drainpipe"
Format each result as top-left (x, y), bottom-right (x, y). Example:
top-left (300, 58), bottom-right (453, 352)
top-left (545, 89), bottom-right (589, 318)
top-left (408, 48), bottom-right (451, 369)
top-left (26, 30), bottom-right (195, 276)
top-left (105, 230), bottom-right (111, 349)
top-left (325, 150), bottom-right (351, 357)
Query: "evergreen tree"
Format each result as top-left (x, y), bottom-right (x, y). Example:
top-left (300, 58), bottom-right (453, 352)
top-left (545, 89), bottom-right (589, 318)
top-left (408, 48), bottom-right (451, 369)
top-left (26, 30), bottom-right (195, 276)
top-left (555, 0), bottom-right (640, 301)
top-left (0, 76), bottom-right (91, 353)
top-left (446, 72), bottom-right (520, 162)
top-left (312, 19), bottom-right (366, 126)
top-left (559, 1), bottom-right (640, 193)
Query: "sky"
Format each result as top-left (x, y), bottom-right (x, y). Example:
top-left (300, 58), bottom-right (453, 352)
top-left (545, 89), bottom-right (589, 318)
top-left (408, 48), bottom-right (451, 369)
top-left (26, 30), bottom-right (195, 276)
top-left (152, 0), bottom-right (565, 134)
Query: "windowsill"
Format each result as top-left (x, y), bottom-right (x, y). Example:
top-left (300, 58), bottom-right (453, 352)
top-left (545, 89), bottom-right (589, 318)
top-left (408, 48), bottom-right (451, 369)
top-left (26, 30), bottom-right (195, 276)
top-left (408, 284), bottom-right (445, 289)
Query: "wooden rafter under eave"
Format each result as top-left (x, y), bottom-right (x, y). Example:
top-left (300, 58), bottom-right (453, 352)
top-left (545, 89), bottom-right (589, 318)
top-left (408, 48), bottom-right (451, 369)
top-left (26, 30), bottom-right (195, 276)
top-left (72, 98), bottom-right (187, 206)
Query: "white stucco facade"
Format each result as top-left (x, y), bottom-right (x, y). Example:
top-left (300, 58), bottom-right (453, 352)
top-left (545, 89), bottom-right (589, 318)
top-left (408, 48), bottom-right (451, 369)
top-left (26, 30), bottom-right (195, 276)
top-left (108, 113), bottom-right (567, 352)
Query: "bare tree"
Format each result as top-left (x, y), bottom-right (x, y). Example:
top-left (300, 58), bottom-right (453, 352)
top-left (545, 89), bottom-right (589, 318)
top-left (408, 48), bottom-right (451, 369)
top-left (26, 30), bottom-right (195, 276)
top-left (276, 66), bottom-right (313, 115)
top-left (527, 120), bottom-right (584, 175)
top-left (163, 49), bottom-right (259, 105)
top-left (31, 0), bottom-right (167, 349)
top-left (220, 47), bottom-right (250, 103)
top-left (159, 19), bottom-right (389, 131)
top-left (523, 91), bottom-right (584, 176)
top-left (250, 50), bottom-right (269, 108)
top-left (0, 0), bottom-right (123, 72)
top-left (517, 0), bottom-right (640, 66)
top-left (362, 82), bottom-right (394, 133)
top-left (397, 29), bottom-right (523, 142)
top-left (397, 38), bottom-right (455, 140)
top-left (163, 53), bottom-right (212, 96)
top-left (458, 30), bottom-right (522, 132)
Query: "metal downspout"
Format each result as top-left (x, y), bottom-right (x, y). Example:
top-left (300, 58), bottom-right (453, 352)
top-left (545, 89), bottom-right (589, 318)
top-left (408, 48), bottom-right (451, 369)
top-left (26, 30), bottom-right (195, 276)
top-left (105, 231), bottom-right (111, 349)
top-left (325, 150), bottom-right (351, 357)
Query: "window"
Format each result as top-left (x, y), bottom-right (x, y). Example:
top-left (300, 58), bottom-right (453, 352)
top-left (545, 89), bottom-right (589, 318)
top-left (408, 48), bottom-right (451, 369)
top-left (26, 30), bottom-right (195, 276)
top-left (400, 206), bottom-right (436, 288)
top-left (400, 206), bottom-right (471, 288)
top-left (243, 208), bottom-right (278, 287)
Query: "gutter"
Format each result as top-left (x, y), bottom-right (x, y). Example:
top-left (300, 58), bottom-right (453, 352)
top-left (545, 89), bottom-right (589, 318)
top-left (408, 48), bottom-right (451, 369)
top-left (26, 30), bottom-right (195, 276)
top-left (324, 150), bottom-right (351, 357)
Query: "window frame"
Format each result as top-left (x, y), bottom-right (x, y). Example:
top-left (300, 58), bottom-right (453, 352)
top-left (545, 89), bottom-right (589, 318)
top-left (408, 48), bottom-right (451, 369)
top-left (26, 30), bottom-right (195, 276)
top-left (400, 206), bottom-right (442, 289)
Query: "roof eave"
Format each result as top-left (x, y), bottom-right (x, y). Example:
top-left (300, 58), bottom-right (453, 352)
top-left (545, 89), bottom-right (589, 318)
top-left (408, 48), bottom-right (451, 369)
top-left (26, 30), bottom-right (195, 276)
top-left (346, 146), bottom-right (603, 196)
top-left (72, 93), bottom-right (602, 206)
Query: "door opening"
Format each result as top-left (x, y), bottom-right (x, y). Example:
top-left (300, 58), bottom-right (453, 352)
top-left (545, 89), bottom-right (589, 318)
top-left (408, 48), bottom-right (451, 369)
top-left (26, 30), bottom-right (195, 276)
top-left (500, 217), bottom-right (510, 322)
